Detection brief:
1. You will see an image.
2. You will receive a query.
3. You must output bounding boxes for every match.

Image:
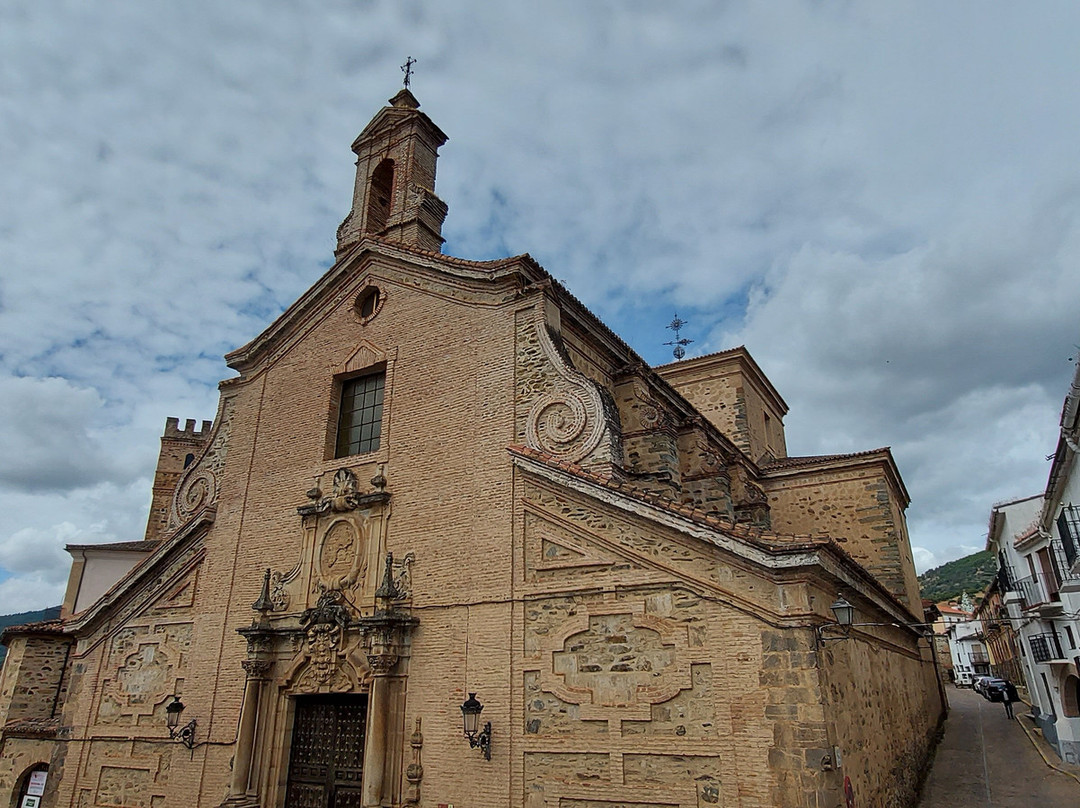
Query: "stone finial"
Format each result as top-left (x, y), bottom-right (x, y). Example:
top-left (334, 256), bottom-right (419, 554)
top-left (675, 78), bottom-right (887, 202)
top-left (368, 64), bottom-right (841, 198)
top-left (375, 552), bottom-right (399, 602)
top-left (252, 568), bottom-right (274, 614)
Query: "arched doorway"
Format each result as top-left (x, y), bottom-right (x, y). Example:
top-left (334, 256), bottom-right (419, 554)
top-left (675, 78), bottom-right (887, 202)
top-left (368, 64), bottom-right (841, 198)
top-left (1062, 674), bottom-right (1080, 717)
top-left (12, 763), bottom-right (47, 808)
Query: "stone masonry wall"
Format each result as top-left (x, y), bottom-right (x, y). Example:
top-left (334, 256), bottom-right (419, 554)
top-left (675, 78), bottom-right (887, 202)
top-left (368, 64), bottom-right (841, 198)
top-left (764, 464), bottom-right (921, 612)
top-left (0, 634), bottom-right (70, 723)
top-left (511, 470), bottom-right (940, 807)
top-left (656, 353), bottom-right (788, 465)
top-left (0, 632), bottom-right (71, 805)
top-left (0, 738), bottom-right (55, 805)
top-left (818, 626), bottom-right (943, 808)
top-left (659, 373), bottom-right (745, 455)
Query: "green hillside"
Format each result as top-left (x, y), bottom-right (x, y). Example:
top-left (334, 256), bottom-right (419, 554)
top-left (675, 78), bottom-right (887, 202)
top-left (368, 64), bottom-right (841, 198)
top-left (918, 550), bottom-right (998, 603)
top-left (0, 606), bottom-right (62, 666)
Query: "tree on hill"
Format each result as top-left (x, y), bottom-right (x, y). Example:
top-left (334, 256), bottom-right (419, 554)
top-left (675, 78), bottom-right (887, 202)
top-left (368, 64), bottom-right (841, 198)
top-left (918, 550), bottom-right (997, 603)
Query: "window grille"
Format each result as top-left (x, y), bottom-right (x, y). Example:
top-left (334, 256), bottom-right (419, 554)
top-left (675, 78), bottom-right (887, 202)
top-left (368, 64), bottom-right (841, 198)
top-left (335, 372), bottom-right (385, 457)
top-left (1059, 505), bottom-right (1080, 567)
top-left (1030, 632), bottom-right (1065, 664)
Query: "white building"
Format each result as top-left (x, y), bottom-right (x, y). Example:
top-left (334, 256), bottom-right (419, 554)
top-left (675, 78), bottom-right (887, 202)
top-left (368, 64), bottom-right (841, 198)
top-left (947, 619), bottom-right (988, 686)
top-left (989, 356), bottom-right (1080, 764)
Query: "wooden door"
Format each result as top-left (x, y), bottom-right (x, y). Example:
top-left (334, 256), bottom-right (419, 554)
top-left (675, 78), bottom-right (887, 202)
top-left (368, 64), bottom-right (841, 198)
top-left (285, 695), bottom-right (368, 808)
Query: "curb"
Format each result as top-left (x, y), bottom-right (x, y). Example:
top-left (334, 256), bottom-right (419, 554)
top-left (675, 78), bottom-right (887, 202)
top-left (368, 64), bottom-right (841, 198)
top-left (1016, 716), bottom-right (1080, 786)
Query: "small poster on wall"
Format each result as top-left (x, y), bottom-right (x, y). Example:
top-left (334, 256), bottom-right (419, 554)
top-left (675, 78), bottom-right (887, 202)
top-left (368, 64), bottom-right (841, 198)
top-left (21, 796), bottom-right (40, 808)
top-left (27, 771), bottom-right (47, 797)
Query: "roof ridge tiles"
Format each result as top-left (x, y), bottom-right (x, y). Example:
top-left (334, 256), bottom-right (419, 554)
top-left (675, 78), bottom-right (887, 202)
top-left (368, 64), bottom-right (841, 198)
top-left (653, 346), bottom-right (746, 369)
top-left (761, 449), bottom-right (892, 471)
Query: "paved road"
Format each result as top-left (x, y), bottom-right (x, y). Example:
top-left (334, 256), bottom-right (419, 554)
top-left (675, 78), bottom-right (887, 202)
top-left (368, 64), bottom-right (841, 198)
top-left (918, 686), bottom-right (1080, 806)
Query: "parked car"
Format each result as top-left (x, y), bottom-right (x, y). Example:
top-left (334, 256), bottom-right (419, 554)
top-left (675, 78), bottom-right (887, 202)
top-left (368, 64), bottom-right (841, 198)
top-left (980, 678), bottom-right (1008, 701)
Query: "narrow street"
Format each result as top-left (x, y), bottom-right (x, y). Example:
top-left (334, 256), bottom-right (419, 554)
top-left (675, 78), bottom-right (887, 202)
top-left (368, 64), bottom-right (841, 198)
top-left (918, 687), bottom-right (1080, 806)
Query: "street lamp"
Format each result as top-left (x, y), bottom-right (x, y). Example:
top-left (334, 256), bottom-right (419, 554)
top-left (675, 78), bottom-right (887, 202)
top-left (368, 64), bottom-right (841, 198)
top-left (815, 596), bottom-right (857, 647)
top-left (165, 695), bottom-right (197, 749)
top-left (460, 692), bottom-right (492, 760)
top-left (830, 597), bottom-right (855, 627)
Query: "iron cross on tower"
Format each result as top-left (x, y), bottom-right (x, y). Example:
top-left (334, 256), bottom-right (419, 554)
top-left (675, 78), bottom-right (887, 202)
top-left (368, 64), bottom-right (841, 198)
top-left (401, 56), bottom-right (416, 88)
top-left (665, 314), bottom-right (693, 361)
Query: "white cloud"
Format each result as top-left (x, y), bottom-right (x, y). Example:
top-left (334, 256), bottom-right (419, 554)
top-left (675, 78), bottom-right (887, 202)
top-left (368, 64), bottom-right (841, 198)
top-left (0, 377), bottom-right (119, 492)
top-left (0, 575), bottom-right (67, 617)
top-left (2, 1), bottom-right (1080, 601)
top-left (0, 523), bottom-right (80, 581)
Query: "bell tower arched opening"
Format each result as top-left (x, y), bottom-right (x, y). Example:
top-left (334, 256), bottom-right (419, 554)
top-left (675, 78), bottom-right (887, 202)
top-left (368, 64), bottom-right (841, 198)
top-left (366, 159), bottom-right (394, 234)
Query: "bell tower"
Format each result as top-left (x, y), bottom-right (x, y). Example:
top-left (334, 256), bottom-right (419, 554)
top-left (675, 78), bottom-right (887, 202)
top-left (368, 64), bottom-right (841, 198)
top-left (336, 89), bottom-right (449, 254)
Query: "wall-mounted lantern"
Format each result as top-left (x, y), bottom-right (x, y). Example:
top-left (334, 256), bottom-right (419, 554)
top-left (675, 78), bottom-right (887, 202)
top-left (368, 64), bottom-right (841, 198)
top-left (830, 597), bottom-right (856, 627)
top-left (815, 596), bottom-right (856, 647)
top-left (813, 595), bottom-right (950, 712)
top-left (165, 695), bottom-right (197, 749)
top-left (460, 692), bottom-right (492, 760)
top-left (815, 595), bottom-right (937, 647)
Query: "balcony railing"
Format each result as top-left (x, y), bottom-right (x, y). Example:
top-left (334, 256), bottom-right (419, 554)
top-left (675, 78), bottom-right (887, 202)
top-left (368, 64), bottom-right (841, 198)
top-left (1008, 570), bottom-right (1069, 610)
top-left (1010, 575), bottom-right (1052, 607)
top-left (1001, 536), bottom-right (1080, 603)
top-left (970, 652), bottom-right (990, 665)
top-left (1030, 632), bottom-right (1066, 663)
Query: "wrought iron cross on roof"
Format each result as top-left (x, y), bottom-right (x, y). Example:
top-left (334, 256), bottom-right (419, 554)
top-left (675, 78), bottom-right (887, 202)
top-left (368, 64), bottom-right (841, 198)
top-left (665, 314), bottom-right (693, 361)
top-left (401, 56), bottom-right (416, 88)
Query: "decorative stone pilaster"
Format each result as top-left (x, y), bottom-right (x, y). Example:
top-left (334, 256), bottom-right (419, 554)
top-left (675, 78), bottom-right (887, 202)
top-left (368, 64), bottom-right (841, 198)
top-left (222, 572), bottom-right (276, 808)
top-left (358, 553), bottom-right (418, 808)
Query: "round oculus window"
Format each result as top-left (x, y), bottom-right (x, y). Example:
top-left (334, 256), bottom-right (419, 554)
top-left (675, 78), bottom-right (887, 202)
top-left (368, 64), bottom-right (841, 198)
top-left (354, 286), bottom-right (382, 323)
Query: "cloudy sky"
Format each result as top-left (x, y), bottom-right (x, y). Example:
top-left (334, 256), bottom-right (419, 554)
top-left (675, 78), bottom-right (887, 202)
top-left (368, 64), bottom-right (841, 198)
top-left (2, 2), bottom-right (1078, 613)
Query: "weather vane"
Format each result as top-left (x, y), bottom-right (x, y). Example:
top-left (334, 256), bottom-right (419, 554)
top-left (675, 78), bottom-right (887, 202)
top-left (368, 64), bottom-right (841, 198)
top-left (401, 56), bottom-right (416, 89)
top-left (664, 313), bottom-right (693, 361)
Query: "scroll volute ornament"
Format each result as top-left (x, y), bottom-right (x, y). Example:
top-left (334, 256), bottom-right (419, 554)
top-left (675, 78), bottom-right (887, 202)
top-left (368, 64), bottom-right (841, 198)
top-left (523, 314), bottom-right (612, 464)
top-left (169, 398), bottom-right (235, 529)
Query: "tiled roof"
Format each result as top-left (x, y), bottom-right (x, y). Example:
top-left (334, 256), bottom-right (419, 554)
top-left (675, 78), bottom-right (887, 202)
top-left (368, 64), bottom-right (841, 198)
top-left (66, 540), bottom-right (159, 552)
top-left (362, 236), bottom-right (530, 270)
top-left (762, 449), bottom-right (890, 472)
top-left (1, 618), bottom-right (65, 645)
top-left (1013, 525), bottom-right (1041, 548)
top-left (2, 717), bottom-right (60, 738)
top-left (3, 618), bottom-right (64, 634)
top-left (511, 445), bottom-right (835, 553)
top-left (508, 445), bottom-right (914, 616)
top-left (653, 346), bottom-right (746, 370)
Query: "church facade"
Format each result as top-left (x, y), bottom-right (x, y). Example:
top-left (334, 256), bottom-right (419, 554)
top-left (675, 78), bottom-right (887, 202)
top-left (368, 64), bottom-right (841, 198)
top-left (0, 89), bottom-right (942, 808)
